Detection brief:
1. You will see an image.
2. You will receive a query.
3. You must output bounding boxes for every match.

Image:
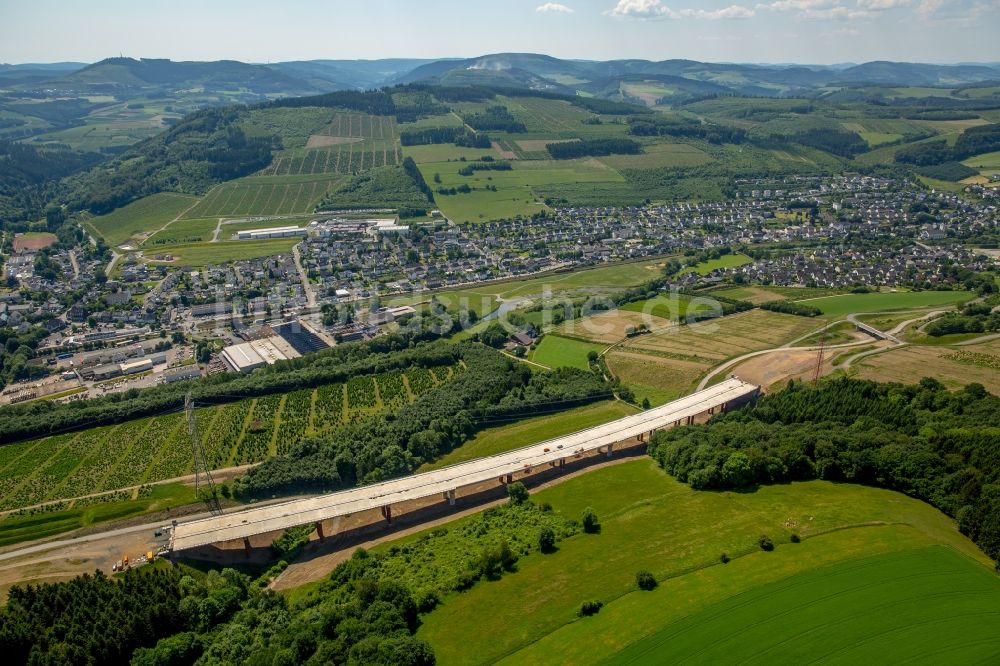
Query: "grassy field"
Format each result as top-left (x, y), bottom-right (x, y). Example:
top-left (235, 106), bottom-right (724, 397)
top-left (86, 192), bottom-right (198, 246)
top-left (854, 338), bottom-right (1000, 393)
top-left (618, 309), bottom-right (817, 362)
top-left (0, 367), bottom-right (456, 513)
top-left (142, 238), bottom-right (300, 266)
top-left (420, 401), bottom-right (637, 471)
top-left (386, 258), bottom-right (672, 311)
top-left (143, 218), bottom-right (219, 245)
top-left (182, 174), bottom-right (340, 218)
top-left (402, 143), bottom-right (500, 163)
top-left (677, 252), bottom-right (752, 276)
top-left (709, 285), bottom-right (789, 304)
top-left (606, 350), bottom-right (704, 406)
top-left (619, 292), bottom-right (697, 321)
top-left (0, 483), bottom-right (197, 548)
top-left (417, 460), bottom-right (990, 665)
top-left (420, 157), bottom-right (624, 223)
top-left (597, 142), bottom-right (712, 170)
top-left (530, 335), bottom-right (607, 370)
top-left (593, 547), bottom-right (1000, 665)
top-left (802, 290), bottom-right (974, 317)
top-left (556, 310), bottom-right (674, 344)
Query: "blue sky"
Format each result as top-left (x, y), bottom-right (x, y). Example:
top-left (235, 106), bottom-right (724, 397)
top-left (1, 0), bottom-right (998, 64)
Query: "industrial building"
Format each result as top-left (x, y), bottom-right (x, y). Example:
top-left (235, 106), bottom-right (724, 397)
top-left (120, 358), bottom-right (153, 375)
top-left (163, 365), bottom-right (202, 383)
top-left (220, 319), bottom-right (333, 374)
top-left (366, 220), bottom-right (410, 236)
top-left (236, 226), bottom-right (307, 240)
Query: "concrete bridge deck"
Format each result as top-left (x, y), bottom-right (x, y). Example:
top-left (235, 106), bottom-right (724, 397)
top-left (170, 377), bottom-right (759, 552)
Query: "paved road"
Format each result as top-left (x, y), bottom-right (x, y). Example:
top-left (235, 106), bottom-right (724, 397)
top-left (292, 243), bottom-right (316, 308)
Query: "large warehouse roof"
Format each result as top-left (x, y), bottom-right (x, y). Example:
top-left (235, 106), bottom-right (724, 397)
top-left (170, 378), bottom-right (758, 551)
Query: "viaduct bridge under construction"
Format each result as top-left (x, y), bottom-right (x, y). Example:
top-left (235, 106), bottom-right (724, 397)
top-left (169, 377), bottom-right (760, 553)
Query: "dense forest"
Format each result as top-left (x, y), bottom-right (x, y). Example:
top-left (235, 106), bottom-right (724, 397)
top-left (235, 342), bottom-right (609, 497)
top-left (399, 127), bottom-right (490, 148)
top-left (627, 116), bottom-right (747, 145)
top-left (0, 559), bottom-right (433, 666)
top-left (61, 107), bottom-right (274, 215)
top-left (648, 377), bottom-right (1000, 561)
top-left (462, 106), bottom-right (526, 133)
top-left (0, 141), bottom-right (102, 222)
top-left (546, 138), bottom-right (642, 160)
top-left (0, 567), bottom-right (189, 664)
top-left (924, 299), bottom-right (1000, 336)
top-left (896, 122), bottom-right (1000, 167)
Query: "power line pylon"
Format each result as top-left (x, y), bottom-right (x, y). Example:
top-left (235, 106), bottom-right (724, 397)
top-left (813, 330), bottom-right (826, 384)
top-left (186, 392), bottom-right (222, 515)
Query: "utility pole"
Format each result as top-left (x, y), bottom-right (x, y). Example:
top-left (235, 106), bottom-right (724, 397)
top-left (186, 392), bottom-right (222, 515)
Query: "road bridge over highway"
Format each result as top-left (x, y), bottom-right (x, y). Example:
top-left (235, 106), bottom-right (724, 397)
top-left (169, 377), bottom-right (760, 553)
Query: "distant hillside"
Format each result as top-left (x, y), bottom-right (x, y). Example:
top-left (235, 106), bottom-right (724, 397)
top-left (43, 57), bottom-right (320, 96)
top-left (393, 53), bottom-right (1000, 100)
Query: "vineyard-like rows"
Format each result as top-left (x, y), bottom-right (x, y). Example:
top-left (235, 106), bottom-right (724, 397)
top-left (317, 113), bottom-right (397, 140)
top-left (263, 140), bottom-right (400, 176)
top-left (184, 178), bottom-right (338, 217)
top-left (258, 113), bottom-right (400, 176)
top-left (0, 366), bottom-right (453, 511)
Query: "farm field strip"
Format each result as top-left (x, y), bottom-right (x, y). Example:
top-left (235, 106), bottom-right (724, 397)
top-left (182, 177), bottom-right (339, 217)
top-left (0, 366), bottom-right (458, 512)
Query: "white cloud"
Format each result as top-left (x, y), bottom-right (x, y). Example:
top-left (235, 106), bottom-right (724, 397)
top-left (536, 2), bottom-right (574, 12)
top-left (680, 4), bottom-right (756, 18)
top-left (856, 0), bottom-right (912, 8)
top-left (606, 0), bottom-right (754, 19)
top-left (606, 0), bottom-right (676, 18)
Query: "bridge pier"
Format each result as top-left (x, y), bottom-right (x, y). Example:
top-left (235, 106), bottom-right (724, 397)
top-left (446, 489), bottom-right (456, 506)
top-left (505, 473), bottom-right (513, 484)
top-left (242, 537), bottom-right (252, 556)
top-left (315, 521), bottom-right (325, 543)
top-left (380, 505), bottom-right (393, 524)
top-left (606, 442), bottom-right (614, 457)
top-left (559, 457), bottom-right (565, 468)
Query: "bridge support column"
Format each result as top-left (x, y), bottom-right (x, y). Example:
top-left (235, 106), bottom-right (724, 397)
top-left (686, 415), bottom-right (694, 425)
top-left (505, 473), bottom-right (513, 484)
top-left (721, 402), bottom-right (728, 413)
top-left (380, 505), bottom-right (393, 524)
top-left (447, 489), bottom-right (456, 506)
top-left (637, 432), bottom-right (644, 442)
top-left (559, 457), bottom-right (565, 468)
top-left (606, 442), bottom-right (614, 457)
top-left (243, 537), bottom-right (252, 556)
top-left (674, 419), bottom-right (681, 427)
top-left (315, 521), bottom-right (325, 543)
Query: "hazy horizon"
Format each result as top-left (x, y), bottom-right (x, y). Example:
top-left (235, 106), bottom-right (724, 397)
top-left (2, 0), bottom-right (999, 66)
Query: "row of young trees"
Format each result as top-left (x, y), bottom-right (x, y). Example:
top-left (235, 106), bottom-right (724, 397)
top-left (648, 377), bottom-right (1000, 561)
